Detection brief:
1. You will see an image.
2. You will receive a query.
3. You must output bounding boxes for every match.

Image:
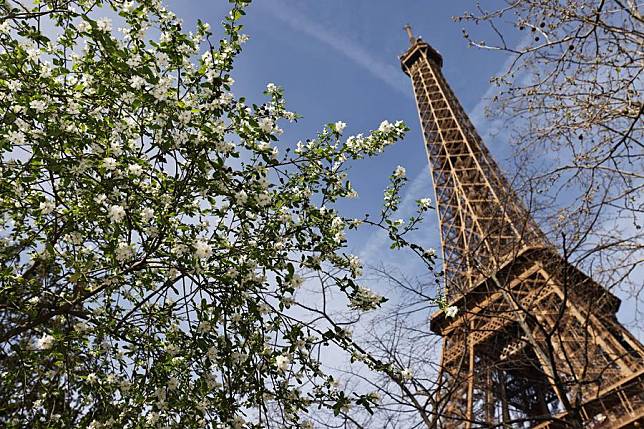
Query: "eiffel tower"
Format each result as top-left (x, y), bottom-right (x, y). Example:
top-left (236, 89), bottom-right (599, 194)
top-left (400, 26), bottom-right (644, 428)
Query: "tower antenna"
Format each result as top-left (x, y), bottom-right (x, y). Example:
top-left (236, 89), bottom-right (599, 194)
top-left (403, 24), bottom-right (415, 45)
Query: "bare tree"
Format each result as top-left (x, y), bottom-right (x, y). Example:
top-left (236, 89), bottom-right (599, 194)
top-left (456, 0), bottom-right (643, 301)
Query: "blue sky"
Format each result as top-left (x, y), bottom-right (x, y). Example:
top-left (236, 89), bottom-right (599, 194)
top-left (165, 0), bottom-right (520, 262)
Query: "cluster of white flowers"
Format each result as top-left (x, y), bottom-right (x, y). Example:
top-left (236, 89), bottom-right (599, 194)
top-left (141, 207), bottom-right (154, 222)
top-left (445, 305), bottom-right (459, 318)
top-left (275, 354), bottom-right (291, 371)
top-left (74, 322), bottom-right (90, 333)
top-left (167, 376), bottom-right (179, 390)
top-left (400, 368), bottom-right (413, 381)
top-left (194, 239), bottom-right (213, 259)
top-left (347, 254), bottom-right (362, 277)
top-left (29, 99), bottom-right (47, 113)
top-left (7, 130), bottom-right (26, 145)
top-left (115, 242), bottom-right (135, 261)
top-left (256, 191), bottom-right (271, 206)
top-left (378, 120), bottom-right (395, 133)
top-left (393, 165), bottom-right (406, 179)
top-left (39, 199), bottom-right (55, 214)
top-left (258, 117), bottom-right (274, 133)
top-left (96, 17), bottom-right (112, 33)
top-left (288, 274), bottom-right (304, 289)
top-left (348, 286), bottom-right (383, 311)
top-left (108, 205), bottom-right (126, 223)
top-left (103, 157), bottom-right (117, 171)
top-left (197, 320), bottom-right (212, 333)
top-left (235, 190), bottom-right (248, 205)
top-left (424, 248), bottom-right (436, 258)
top-left (342, 120), bottom-right (405, 157)
top-left (418, 197), bottom-right (431, 210)
top-left (127, 163), bottom-right (143, 176)
top-left (130, 75), bottom-right (146, 90)
top-left (35, 334), bottom-right (55, 350)
top-left (0, 20), bottom-right (11, 34)
top-left (207, 345), bottom-right (218, 360)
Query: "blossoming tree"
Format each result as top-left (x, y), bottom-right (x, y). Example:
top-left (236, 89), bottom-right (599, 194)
top-left (0, 0), bottom-right (442, 427)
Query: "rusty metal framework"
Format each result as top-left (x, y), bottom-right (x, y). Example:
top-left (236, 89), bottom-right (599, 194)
top-left (400, 29), bottom-right (644, 428)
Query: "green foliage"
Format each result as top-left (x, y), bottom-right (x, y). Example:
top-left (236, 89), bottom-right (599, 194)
top-left (0, 0), bottom-right (435, 427)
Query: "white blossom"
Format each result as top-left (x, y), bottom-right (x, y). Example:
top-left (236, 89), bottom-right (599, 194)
top-left (445, 305), bottom-right (458, 318)
top-left (29, 99), bottom-right (47, 113)
top-left (39, 199), bottom-right (55, 214)
top-left (275, 354), bottom-right (290, 371)
top-left (258, 117), bottom-right (273, 133)
top-left (127, 163), bottom-right (143, 176)
top-left (167, 376), bottom-right (178, 390)
top-left (0, 20), bottom-right (10, 34)
top-left (146, 412), bottom-right (159, 425)
top-left (103, 157), bottom-right (117, 171)
top-left (207, 345), bottom-right (219, 360)
top-left (115, 242), bottom-right (135, 261)
top-left (334, 121), bottom-right (347, 134)
top-left (76, 20), bottom-right (90, 33)
top-left (99, 339), bottom-right (111, 352)
top-left (302, 421), bottom-right (314, 429)
top-left (7, 131), bottom-right (26, 145)
top-left (74, 322), bottom-right (89, 333)
top-left (122, 1), bottom-right (136, 13)
top-left (108, 205), bottom-right (126, 223)
top-left (197, 321), bottom-right (212, 334)
top-left (130, 75), bottom-right (145, 89)
top-left (235, 190), bottom-right (248, 205)
top-left (172, 243), bottom-right (188, 256)
top-left (256, 192), bottom-right (271, 207)
top-left (401, 368), bottom-right (413, 381)
top-left (35, 334), bottom-right (55, 350)
top-left (257, 141), bottom-right (270, 151)
top-left (418, 198), bottom-right (431, 209)
top-left (194, 240), bottom-right (213, 259)
top-left (205, 373), bottom-right (220, 389)
top-left (348, 255), bottom-right (362, 277)
top-left (289, 274), bottom-right (304, 289)
top-left (393, 165), bottom-right (406, 179)
top-left (349, 287), bottom-right (382, 311)
top-left (96, 18), bottom-right (112, 33)
top-left (378, 120), bottom-right (395, 133)
top-left (231, 415), bottom-right (246, 429)
top-left (141, 207), bottom-right (154, 222)
top-left (178, 110), bottom-right (192, 125)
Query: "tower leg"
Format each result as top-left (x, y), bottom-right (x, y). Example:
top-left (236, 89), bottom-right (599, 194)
top-left (466, 336), bottom-right (474, 428)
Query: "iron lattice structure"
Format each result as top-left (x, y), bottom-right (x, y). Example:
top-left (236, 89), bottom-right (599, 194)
top-left (400, 29), bottom-right (644, 428)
